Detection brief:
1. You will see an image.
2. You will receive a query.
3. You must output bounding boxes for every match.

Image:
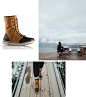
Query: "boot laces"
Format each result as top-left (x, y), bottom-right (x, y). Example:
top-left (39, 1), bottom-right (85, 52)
top-left (12, 17), bottom-right (23, 37)
top-left (35, 80), bottom-right (39, 88)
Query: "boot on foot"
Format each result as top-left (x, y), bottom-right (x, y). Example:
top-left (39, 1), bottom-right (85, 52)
top-left (39, 69), bottom-right (42, 79)
top-left (34, 79), bottom-right (39, 93)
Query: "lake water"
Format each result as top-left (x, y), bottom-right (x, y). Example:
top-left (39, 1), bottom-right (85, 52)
top-left (39, 43), bottom-right (86, 52)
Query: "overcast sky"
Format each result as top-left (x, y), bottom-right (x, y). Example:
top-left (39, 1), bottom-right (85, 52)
top-left (39, 0), bottom-right (86, 43)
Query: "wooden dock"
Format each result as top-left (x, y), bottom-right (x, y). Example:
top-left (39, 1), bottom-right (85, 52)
top-left (14, 62), bottom-right (65, 97)
top-left (39, 52), bottom-right (86, 60)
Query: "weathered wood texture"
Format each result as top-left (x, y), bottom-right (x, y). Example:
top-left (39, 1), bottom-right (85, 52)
top-left (14, 62), bottom-right (64, 97)
top-left (19, 62), bottom-right (32, 97)
top-left (47, 62), bottom-right (61, 97)
top-left (39, 52), bottom-right (86, 60)
top-left (14, 62), bottom-right (27, 97)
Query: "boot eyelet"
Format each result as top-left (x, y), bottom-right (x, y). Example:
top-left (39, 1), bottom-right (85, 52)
top-left (13, 28), bottom-right (14, 29)
top-left (14, 31), bottom-right (15, 32)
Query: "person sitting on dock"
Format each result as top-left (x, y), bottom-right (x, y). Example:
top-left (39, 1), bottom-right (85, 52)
top-left (57, 42), bottom-right (64, 56)
top-left (33, 62), bottom-right (44, 93)
top-left (80, 47), bottom-right (84, 56)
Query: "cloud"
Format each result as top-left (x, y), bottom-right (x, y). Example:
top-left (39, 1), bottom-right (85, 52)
top-left (39, 0), bottom-right (86, 43)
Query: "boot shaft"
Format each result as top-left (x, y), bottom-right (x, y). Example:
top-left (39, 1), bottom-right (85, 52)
top-left (35, 79), bottom-right (39, 88)
top-left (4, 15), bottom-right (19, 32)
top-left (4, 16), bottom-right (14, 31)
top-left (4, 16), bottom-right (23, 43)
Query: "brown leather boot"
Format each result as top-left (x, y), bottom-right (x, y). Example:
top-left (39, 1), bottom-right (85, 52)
top-left (39, 69), bottom-right (42, 79)
top-left (3, 15), bottom-right (35, 45)
top-left (34, 79), bottom-right (39, 93)
top-left (59, 52), bottom-right (61, 56)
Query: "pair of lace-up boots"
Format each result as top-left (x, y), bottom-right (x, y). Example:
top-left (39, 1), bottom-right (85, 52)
top-left (2, 15), bottom-right (35, 45)
top-left (34, 69), bottom-right (42, 93)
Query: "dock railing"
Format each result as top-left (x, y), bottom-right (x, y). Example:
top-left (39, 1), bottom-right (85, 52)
top-left (13, 62), bottom-right (27, 97)
top-left (39, 43), bottom-right (86, 52)
top-left (53, 62), bottom-right (65, 97)
top-left (12, 67), bottom-right (22, 97)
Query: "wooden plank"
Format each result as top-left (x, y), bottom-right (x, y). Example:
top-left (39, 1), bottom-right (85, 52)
top-left (19, 62), bottom-right (32, 97)
top-left (40, 63), bottom-right (50, 97)
top-left (14, 62), bottom-right (27, 97)
top-left (47, 62), bottom-right (60, 97)
top-left (81, 46), bottom-right (86, 48)
top-left (47, 62), bottom-right (53, 97)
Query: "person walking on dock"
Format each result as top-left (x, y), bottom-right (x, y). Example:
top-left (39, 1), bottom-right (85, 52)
top-left (33, 62), bottom-right (44, 93)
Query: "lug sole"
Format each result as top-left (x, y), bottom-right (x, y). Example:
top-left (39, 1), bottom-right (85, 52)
top-left (39, 76), bottom-right (42, 80)
top-left (34, 89), bottom-right (39, 93)
top-left (34, 90), bottom-right (39, 93)
top-left (39, 78), bottom-right (42, 80)
top-left (2, 40), bottom-right (35, 46)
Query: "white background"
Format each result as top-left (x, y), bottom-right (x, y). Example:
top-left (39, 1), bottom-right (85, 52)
top-left (0, 0), bottom-right (86, 97)
top-left (0, 0), bottom-right (39, 61)
top-left (0, 0), bottom-right (39, 96)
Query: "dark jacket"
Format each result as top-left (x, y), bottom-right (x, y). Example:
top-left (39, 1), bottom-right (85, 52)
top-left (57, 44), bottom-right (61, 50)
